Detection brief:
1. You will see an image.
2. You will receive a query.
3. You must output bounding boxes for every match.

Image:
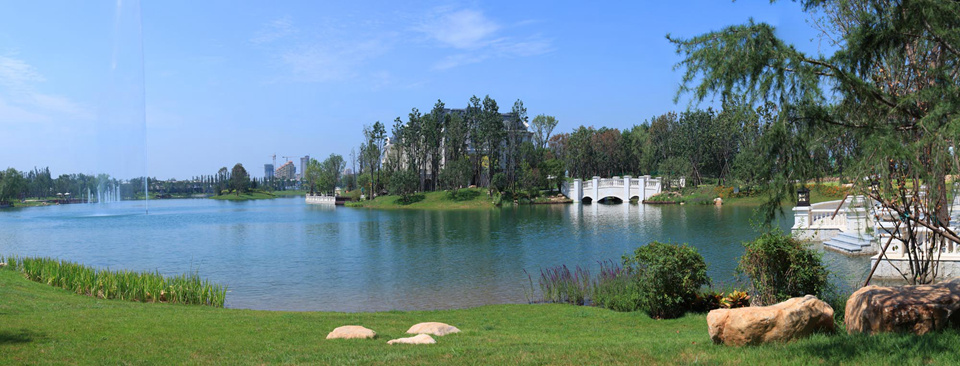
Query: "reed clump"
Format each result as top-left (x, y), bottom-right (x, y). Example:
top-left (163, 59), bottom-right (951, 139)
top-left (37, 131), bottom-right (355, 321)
top-left (0, 255), bottom-right (226, 307)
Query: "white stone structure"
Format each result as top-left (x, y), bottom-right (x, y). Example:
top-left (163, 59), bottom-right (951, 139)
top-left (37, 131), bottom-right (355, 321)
top-left (794, 193), bottom-right (960, 278)
top-left (306, 194), bottom-right (335, 205)
top-left (561, 176), bottom-right (662, 203)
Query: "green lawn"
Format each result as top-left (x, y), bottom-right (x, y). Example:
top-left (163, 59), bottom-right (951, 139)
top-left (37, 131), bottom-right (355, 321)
top-left (347, 188), bottom-right (496, 209)
top-left (210, 191), bottom-right (277, 200)
top-left (2, 269), bottom-right (960, 364)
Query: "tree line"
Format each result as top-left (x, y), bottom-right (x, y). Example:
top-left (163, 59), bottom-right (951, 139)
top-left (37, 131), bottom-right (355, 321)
top-left (345, 95), bottom-right (859, 199)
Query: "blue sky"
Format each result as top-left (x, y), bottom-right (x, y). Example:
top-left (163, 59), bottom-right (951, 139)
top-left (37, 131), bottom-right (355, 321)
top-left (0, 1), bottom-right (832, 179)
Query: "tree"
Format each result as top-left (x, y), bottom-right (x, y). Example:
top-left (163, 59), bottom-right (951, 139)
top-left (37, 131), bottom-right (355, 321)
top-left (0, 168), bottom-right (26, 204)
top-left (305, 158), bottom-right (323, 195)
top-left (230, 164), bottom-right (249, 196)
top-left (670, 0), bottom-right (960, 284)
top-left (439, 157), bottom-right (472, 194)
top-left (388, 169), bottom-right (419, 202)
top-left (320, 153), bottom-right (346, 194)
top-left (216, 167), bottom-right (230, 195)
top-left (531, 114), bottom-right (559, 151)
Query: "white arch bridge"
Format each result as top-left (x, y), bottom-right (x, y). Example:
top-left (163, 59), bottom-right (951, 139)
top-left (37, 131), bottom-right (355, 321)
top-left (560, 176), bottom-right (663, 203)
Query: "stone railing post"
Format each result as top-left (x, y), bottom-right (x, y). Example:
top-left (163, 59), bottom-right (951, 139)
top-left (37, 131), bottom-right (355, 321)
top-left (573, 179), bottom-right (583, 203)
top-left (793, 206), bottom-right (811, 229)
top-left (592, 176), bottom-right (600, 202)
top-left (623, 175), bottom-right (632, 202)
top-left (638, 176), bottom-right (647, 201)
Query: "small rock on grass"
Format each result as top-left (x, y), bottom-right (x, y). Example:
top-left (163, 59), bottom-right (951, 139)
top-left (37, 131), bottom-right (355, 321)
top-left (407, 322), bottom-right (461, 336)
top-left (387, 334), bottom-right (436, 345)
top-left (326, 325), bottom-right (376, 339)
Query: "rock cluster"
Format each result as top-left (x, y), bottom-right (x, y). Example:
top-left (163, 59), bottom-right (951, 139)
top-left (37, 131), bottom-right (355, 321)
top-left (707, 295), bottom-right (835, 346)
top-left (327, 322), bottom-right (459, 345)
top-left (845, 278), bottom-right (960, 335)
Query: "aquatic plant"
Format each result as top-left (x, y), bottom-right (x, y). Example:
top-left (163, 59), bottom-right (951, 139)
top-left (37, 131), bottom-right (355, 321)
top-left (590, 260), bottom-right (643, 312)
top-left (0, 255), bottom-right (226, 307)
top-left (537, 265), bottom-right (589, 305)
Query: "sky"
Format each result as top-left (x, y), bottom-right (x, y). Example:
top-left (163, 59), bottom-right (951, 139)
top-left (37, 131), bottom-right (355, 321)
top-left (0, 1), bottom-right (835, 180)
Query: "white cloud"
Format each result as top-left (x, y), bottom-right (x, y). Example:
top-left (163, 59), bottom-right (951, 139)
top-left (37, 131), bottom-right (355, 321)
top-left (416, 8), bottom-right (554, 70)
top-left (0, 55), bottom-right (94, 122)
top-left (279, 38), bottom-right (388, 83)
top-left (0, 55), bottom-right (45, 93)
top-left (253, 15), bottom-right (396, 84)
top-left (251, 16), bottom-right (297, 44)
top-left (417, 9), bottom-right (500, 49)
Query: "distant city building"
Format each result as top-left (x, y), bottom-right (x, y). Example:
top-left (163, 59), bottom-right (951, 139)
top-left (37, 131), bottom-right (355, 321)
top-left (264, 164), bottom-right (275, 179)
top-left (276, 161), bottom-right (296, 180)
top-left (300, 155), bottom-right (310, 180)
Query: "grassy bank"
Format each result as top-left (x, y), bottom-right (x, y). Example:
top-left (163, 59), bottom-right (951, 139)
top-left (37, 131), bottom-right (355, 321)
top-left (646, 184), bottom-right (850, 207)
top-left (210, 190), bottom-right (305, 201)
top-left (346, 188), bottom-right (496, 209)
top-left (271, 190), bottom-right (307, 197)
top-left (2, 269), bottom-right (960, 364)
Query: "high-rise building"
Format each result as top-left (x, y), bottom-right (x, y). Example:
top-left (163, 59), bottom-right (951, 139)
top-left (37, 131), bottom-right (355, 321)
top-left (300, 155), bottom-right (310, 180)
top-left (264, 164), bottom-right (275, 179)
top-left (276, 161), bottom-right (296, 180)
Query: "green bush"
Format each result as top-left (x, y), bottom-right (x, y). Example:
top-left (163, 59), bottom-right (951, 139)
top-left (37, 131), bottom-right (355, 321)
top-left (624, 242), bottom-right (710, 319)
top-left (738, 230), bottom-right (829, 305)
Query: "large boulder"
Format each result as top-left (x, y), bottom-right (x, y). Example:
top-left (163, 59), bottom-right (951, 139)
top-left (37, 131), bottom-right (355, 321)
top-left (326, 325), bottom-right (376, 340)
top-left (845, 278), bottom-right (960, 335)
top-left (707, 295), bottom-right (834, 346)
top-left (387, 334), bottom-right (436, 345)
top-left (406, 322), bottom-right (461, 336)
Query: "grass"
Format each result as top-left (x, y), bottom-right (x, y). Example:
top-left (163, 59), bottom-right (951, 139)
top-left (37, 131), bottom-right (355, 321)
top-left (1, 256), bottom-right (226, 307)
top-left (3, 269), bottom-right (960, 364)
top-left (646, 184), bottom-right (851, 207)
top-left (346, 188), bottom-right (495, 209)
top-left (271, 190), bottom-right (308, 197)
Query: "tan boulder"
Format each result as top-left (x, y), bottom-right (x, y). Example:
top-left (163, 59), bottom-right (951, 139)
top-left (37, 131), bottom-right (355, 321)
top-left (406, 322), bottom-right (461, 336)
top-left (326, 325), bottom-right (376, 340)
top-left (845, 278), bottom-right (960, 335)
top-left (707, 295), bottom-right (834, 346)
top-left (387, 334), bottom-right (436, 345)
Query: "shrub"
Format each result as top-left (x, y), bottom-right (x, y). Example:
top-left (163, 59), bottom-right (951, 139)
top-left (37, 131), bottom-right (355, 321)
top-left (623, 242), bottom-right (710, 319)
top-left (690, 289), bottom-right (724, 313)
top-left (720, 290), bottom-right (751, 308)
top-left (738, 230), bottom-right (829, 305)
top-left (590, 260), bottom-right (643, 312)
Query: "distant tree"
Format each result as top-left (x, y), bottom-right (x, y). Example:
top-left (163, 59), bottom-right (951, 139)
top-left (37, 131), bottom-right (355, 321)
top-left (230, 164), bottom-right (249, 196)
top-left (305, 158), bottom-right (323, 194)
top-left (216, 167), bottom-right (229, 195)
top-left (531, 114), bottom-right (559, 151)
top-left (426, 100), bottom-right (448, 191)
top-left (320, 153), bottom-right (346, 193)
top-left (439, 157), bottom-right (472, 194)
top-left (389, 169), bottom-right (419, 202)
top-left (0, 168), bottom-right (26, 204)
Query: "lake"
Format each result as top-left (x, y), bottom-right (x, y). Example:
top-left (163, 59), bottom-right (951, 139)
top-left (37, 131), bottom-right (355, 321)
top-left (0, 198), bottom-right (869, 312)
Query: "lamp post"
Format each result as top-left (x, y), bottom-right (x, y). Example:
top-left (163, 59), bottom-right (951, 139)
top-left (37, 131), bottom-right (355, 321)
top-left (797, 186), bottom-right (810, 207)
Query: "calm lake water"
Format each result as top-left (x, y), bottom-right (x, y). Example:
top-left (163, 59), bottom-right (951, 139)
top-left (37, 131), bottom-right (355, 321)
top-left (0, 198), bottom-right (869, 312)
